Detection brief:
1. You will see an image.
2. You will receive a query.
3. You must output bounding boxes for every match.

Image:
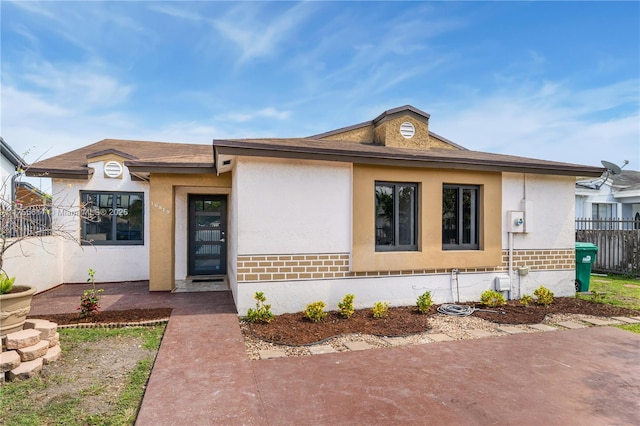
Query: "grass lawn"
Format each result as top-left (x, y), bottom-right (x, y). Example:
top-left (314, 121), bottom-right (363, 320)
top-left (1, 325), bottom-right (165, 426)
top-left (576, 274), bottom-right (640, 334)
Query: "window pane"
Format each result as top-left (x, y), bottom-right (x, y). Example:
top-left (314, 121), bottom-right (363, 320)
top-left (442, 188), bottom-right (458, 245)
top-left (398, 185), bottom-right (416, 246)
top-left (375, 184), bottom-right (394, 246)
top-left (84, 193), bottom-right (112, 241)
top-left (116, 193), bottom-right (143, 241)
top-left (462, 189), bottom-right (476, 244)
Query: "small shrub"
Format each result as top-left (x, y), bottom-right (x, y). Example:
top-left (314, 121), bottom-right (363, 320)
top-left (371, 301), bottom-right (390, 319)
top-left (519, 294), bottom-right (533, 307)
top-left (480, 290), bottom-right (506, 308)
top-left (416, 291), bottom-right (433, 314)
top-left (338, 294), bottom-right (355, 319)
top-left (79, 268), bottom-right (104, 318)
top-left (590, 290), bottom-right (606, 303)
top-left (304, 301), bottom-right (327, 322)
top-left (0, 272), bottom-right (15, 294)
top-left (246, 291), bottom-right (275, 323)
top-left (534, 286), bottom-right (554, 306)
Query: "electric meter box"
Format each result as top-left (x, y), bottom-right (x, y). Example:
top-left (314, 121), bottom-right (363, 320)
top-left (508, 211), bottom-right (525, 233)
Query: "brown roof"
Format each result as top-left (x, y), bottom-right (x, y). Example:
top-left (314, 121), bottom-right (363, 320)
top-left (213, 138), bottom-right (604, 177)
top-left (27, 139), bottom-right (212, 178)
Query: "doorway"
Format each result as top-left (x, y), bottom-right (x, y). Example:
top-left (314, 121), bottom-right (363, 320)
top-left (188, 195), bottom-right (227, 276)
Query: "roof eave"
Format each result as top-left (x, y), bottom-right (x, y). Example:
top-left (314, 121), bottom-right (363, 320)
top-left (25, 168), bottom-right (93, 180)
top-left (213, 142), bottom-right (604, 177)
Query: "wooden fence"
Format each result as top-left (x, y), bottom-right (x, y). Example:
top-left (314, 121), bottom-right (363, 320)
top-left (575, 218), bottom-right (640, 275)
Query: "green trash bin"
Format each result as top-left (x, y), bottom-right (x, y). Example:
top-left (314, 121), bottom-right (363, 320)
top-left (575, 242), bottom-right (598, 292)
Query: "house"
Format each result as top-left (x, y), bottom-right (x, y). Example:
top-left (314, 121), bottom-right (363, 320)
top-left (576, 170), bottom-right (640, 225)
top-left (27, 105), bottom-right (603, 313)
top-left (1, 137), bottom-right (26, 205)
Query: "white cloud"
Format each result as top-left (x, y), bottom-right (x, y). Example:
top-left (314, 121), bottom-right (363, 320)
top-left (432, 80), bottom-right (640, 170)
top-left (212, 2), bottom-right (315, 63)
top-left (216, 107), bottom-right (291, 123)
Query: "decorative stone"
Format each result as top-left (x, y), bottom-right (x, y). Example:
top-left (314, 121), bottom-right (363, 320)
top-left (343, 341), bottom-right (375, 351)
top-left (556, 321), bottom-right (587, 329)
top-left (467, 329), bottom-right (494, 338)
top-left (258, 350), bottom-right (287, 360)
top-left (3, 329), bottom-right (41, 350)
top-left (24, 319), bottom-right (53, 329)
top-left (309, 345), bottom-right (337, 355)
top-left (528, 324), bottom-right (557, 332)
top-left (0, 350), bottom-right (21, 372)
top-left (582, 318), bottom-right (616, 326)
top-left (497, 326), bottom-right (525, 334)
top-left (426, 333), bottom-right (454, 342)
top-left (43, 345), bottom-right (62, 364)
top-left (611, 317), bottom-right (640, 324)
top-left (16, 340), bottom-right (50, 362)
top-left (27, 321), bottom-right (57, 340)
top-left (383, 336), bottom-right (413, 346)
top-left (8, 358), bottom-right (43, 381)
top-left (48, 332), bottom-right (60, 348)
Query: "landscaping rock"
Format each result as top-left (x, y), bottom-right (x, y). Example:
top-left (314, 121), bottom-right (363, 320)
top-left (48, 332), bottom-right (60, 348)
top-left (43, 345), bottom-right (62, 364)
top-left (3, 329), bottom-right (41, 350)
top-left (309, 345), bottom-right (337, 355)
top-left (0, 350), bottom-right (21, 372)
top-left (343, 341), bottom-right (376, 351)
top-left (258, 349), bottom-right (287, 360)
top-left (17, 340), bottom-right (50, 362)
top-left (528, 324), bottom-right (557, 332)
top-left (426, 333), bottom-right (454, 342)
top-left (8, 358), bottom-right (43, 381)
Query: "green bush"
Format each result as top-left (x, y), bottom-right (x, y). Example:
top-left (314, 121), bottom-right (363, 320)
top-left (416, 291), bottom-right (433, 314)
top-left (534, 286), bottom-right (554, 306)
top-left (304, 301), bottom-right (327, 322)
top-left (338, 294), bottom-right (355, 319)
top-left (519, 294), bottom-right (533, 307)
top-left (371, 301), bottom-right (390, 319)
top-left (480, 290), bottom-right (506, 307)
top-left (0, 272), bottom-right (15, 294)
top-left (246, 291), bottom-right (275, 323)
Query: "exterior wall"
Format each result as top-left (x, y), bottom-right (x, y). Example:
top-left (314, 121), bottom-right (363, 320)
top-left (52, 159), bottom-right (150, 284)
top-left (148, 172), bottom-right (231, 291)
top-left (235, 157), bottom-right (352, 255)
top-left (234, 166), bottom-right (578, 315)
top-left (1, 154), bottom-right (15, 202)
top-left (352, 164), bottom-right (503, 271)
top-left (502, 173), bottom-right (577, 297)
top-left (376, 114), bottom-right (432, 149)
top-left (2, 236), bottom-right (63, 293)
top-left (317, 125), bottom-right (374, 143)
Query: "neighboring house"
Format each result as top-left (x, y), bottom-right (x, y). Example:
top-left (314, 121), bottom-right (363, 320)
top-left (27, 105), bottom-right (603, 314)
top-left (1, 137), bottom-right (26, 205)
top-left (576, 170), bottom-right (640, 225)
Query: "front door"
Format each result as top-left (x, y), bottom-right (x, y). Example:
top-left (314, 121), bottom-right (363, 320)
top-left (188, 195), bottom-right (227, 276)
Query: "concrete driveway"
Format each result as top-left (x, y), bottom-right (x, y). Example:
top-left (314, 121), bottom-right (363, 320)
top-left (30, 283), bottom-right (640, 425)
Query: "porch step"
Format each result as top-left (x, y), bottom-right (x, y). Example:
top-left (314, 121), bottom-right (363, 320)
top-left (48, 332), bottom-right (60, 348)
top-left (17, 340), bottom-right (50, 362)
top-left (3, 329), bottom-right (41, 350)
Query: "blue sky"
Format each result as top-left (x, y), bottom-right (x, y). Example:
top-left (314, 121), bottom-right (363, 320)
top-left (1, 1), bottom-right (638, 176)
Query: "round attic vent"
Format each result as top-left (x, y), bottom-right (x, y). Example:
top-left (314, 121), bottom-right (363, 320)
top-left (104, 161), bottom-right (123, 178)
top-left (400, 121), bottom-right (415, 139)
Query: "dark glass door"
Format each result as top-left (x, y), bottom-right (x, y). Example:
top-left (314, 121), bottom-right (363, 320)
top-left (188, 195), bottom-right (227, 276)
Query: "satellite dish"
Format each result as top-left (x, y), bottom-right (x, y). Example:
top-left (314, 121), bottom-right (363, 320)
top-left (601, 160), bottom-right (622, 175)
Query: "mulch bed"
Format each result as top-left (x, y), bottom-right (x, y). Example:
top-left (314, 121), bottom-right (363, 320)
top-left (248, 298), bottom-right (640, 345)
top-left (28, 308), bottom-right (173, 325)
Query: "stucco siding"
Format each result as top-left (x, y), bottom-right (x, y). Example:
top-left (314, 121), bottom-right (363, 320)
top-left (235, 157), bottom-right (352, 255)
top-left (52, 160), bottom-right (150, 284)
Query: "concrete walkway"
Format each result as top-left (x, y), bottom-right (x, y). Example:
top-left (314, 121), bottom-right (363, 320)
top-left (31, 282), bottom-right (640, 425)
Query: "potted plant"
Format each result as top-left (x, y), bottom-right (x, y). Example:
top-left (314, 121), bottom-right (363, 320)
top-left (0, 271), bottom-right (36, 336)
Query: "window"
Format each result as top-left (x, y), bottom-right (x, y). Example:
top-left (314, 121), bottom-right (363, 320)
top-left (375, 182), bottom-right (418, 251)
top-left (442, 185), bottom-right (479, 250)
top-left (81, 191), bottom-right (144, 245)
